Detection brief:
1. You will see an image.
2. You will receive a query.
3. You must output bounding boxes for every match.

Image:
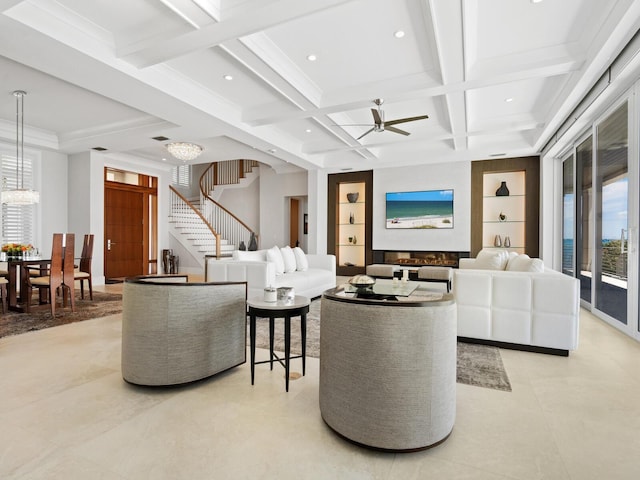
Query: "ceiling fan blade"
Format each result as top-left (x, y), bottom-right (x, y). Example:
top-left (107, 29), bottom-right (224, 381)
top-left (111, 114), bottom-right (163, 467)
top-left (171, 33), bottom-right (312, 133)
top-left (384, 114), bottom-right (429, 127)
top-left (385, 126), bottom-right (411, 136)
top-left (332, 124), bottom-right (376, 127)
top-left (356, 128), bottom-right (375, 140)
top-left (371, 108), bottom-right (382, 125)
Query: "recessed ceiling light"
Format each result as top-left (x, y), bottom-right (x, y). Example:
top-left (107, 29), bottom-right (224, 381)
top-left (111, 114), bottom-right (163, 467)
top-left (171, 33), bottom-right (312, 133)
top-left (394, 30), bottom-right (405, 38)
top-left (306, 54), bottom-right (317, 62)
top-left (267, 148), bottom-right (277, 153)
top-left (223, 74), bottom-right (233, 81)
top-left (505, 98), bottom-right (514, 103)
top-left (305, 129), bottom-right (312, 133)
top-left (162, 158), bottom-right (167, 162)
top-left (531, 0), bottom-right (543, 3)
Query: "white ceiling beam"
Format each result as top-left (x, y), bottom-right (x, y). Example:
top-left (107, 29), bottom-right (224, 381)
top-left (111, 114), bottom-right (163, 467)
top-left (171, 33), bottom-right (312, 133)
top-left (429, 0), bottom-right (466, 150)
top-left (242, 55), bottom-right (581, 128)
top-left (534, 0), bottom-right (640, 151)
top-left (117, 0), bottom-right (358, 68)
top-left (0, 0), bottom-right (23, 12)
top-left (159, 0), bottom-right (200, 29)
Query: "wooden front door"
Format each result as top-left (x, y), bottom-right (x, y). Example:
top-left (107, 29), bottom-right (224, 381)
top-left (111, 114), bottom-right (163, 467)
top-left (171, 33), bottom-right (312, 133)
top-left (104, 187), bottom-right (145, 279)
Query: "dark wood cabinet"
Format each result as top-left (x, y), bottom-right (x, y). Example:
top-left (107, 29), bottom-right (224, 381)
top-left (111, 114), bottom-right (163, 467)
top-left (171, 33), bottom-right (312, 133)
top-left (327, 170), bottom-right (373, 276)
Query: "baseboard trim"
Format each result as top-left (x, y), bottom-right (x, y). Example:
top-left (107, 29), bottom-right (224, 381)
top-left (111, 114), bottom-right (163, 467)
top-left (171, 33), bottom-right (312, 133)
top-left (457, 336), bottom-right (569, 357)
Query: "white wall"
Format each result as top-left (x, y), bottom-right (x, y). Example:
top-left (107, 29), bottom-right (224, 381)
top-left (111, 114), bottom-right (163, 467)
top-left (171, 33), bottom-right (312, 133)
top-left (67, 152), bottom-right (91, 258)
top-left (259, 167), bottom-right (308, 249)
top-left (37, 150), bottom-right (68, 250)
top-left (307, 169), bottom-right (327, 255)
top-left (218, 174), bottom-right (260, 233)
top-left (372, 161), bottom-right (471, 252)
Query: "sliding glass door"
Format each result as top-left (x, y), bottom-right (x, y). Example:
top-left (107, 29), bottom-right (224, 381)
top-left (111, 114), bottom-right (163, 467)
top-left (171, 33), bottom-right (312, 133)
top-left (562, 155), bottom-right (574, 276)
top-left (594, 102), bottom-right (628, 324)
top-left (576, 136), bottom-right (593, 304)
top-left (561, 99), bottom-right (636, 334)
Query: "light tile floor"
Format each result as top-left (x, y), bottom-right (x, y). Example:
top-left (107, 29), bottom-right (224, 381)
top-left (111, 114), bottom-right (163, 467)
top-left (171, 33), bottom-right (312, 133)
top-left (1, 282), bottom-right (639, 479)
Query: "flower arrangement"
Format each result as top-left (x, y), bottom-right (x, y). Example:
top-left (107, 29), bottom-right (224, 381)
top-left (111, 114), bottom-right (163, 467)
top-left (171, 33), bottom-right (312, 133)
top-left (1, 243), bottom-right (33, 255)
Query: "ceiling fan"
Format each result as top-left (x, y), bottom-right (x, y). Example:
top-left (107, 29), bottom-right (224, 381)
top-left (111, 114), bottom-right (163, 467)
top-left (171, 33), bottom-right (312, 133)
top-left (336, 99), bottom-right (429, 140)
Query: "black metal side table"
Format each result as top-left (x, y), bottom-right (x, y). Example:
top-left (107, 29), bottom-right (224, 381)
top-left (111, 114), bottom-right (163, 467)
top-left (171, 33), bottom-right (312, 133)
top-left (247, 295), bottom-right (310, 392)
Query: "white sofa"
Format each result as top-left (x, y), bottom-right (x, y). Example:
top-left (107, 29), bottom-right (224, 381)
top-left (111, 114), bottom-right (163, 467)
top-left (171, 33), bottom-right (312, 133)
top-left (454, 249), bottom-right (580, 355)
top-left (205, 246), bottom-right (336, 300)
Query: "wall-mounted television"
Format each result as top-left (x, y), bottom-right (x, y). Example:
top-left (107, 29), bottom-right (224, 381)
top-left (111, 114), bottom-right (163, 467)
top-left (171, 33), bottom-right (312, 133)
top-left (386, 189), bottom-right (454, 229)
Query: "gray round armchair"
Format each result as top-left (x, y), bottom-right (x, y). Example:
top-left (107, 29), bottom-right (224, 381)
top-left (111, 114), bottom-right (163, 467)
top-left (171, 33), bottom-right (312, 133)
top-left (121, 275), bottom-right (247, 386)
top-left (319, 289), bottom-right (457, 451)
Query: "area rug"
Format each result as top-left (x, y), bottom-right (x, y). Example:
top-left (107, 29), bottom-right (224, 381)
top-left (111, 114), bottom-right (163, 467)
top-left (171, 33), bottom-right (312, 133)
top-left (249, 299), bottom-right (512, 392)
top-left (0, 291), bottom-right (123, 339)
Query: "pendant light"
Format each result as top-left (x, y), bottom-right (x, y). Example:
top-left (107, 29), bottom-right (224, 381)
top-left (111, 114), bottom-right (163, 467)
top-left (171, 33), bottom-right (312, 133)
top-left (1, 90), bottom-right (40, 205)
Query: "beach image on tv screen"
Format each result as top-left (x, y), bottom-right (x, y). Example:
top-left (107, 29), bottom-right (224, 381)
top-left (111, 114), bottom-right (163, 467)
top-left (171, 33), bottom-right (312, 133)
top-left (386, 190), bottom-right (453, 229)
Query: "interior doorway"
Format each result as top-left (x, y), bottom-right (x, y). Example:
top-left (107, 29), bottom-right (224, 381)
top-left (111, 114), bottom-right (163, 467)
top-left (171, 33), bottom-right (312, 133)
top-left (288, 196), bottom-right (307, 250)
top-left (104, 168), bottom-right (157, 281)
top-left (289, 198), bottom-right (299, 247)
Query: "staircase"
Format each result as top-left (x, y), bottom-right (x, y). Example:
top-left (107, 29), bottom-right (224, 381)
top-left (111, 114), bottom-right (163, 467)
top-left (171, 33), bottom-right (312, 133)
top-left (168, 160), bottom-right (259, 265)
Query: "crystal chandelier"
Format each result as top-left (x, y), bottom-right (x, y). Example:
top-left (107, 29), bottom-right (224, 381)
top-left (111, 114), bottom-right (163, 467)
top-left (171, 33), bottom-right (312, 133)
top-left (165, 142), bottom-right (203, 161)
top-left (1, 90), bottom-right (40, 205)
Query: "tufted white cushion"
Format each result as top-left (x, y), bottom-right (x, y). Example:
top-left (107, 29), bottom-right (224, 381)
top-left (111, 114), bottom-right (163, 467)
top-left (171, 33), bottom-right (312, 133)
top-left (293, 247), bottom-right (309, 271)
top-left (474, 249), bottom-right (509, 270)
top-left (267, 246), bottom-right (285, 275)
top-left (506, 254), bottom-right (544, 272)
top-left (280, 246), bottom-right (297, 273)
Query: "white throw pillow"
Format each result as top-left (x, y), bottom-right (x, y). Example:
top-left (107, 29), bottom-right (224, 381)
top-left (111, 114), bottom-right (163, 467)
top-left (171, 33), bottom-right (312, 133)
top-left (280, 246), bottom-right (297, 273)
top-left (505, 251), bottom-right (519, 270)
top-left (233, 249), bottom-right (266, 261)
top-left (474, 249), bottom-right (509, 270)
top-left (293, 247), bottom-right (309, 271)
top-left (267, 246), bottom-right (285, 275)
top-left (506, 254), bottom-right (544, 272)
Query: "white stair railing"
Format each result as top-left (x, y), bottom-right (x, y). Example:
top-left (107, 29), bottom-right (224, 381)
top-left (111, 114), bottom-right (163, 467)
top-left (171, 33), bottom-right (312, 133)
top-left (199, 161), bottom-right (258, 251)
top-left (170, 186), bottom-right (221, 258)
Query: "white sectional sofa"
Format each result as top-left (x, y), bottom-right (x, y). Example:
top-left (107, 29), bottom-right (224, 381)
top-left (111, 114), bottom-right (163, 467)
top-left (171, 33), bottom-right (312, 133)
top-left (453, 249), bottom-right (580, 355)
top-left (205, 246), bottom-right (336, 300)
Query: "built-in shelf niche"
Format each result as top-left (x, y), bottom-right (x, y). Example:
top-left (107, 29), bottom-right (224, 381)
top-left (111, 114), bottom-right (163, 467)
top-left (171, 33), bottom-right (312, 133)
top-left (327, 170), bottom-right (373, 276)
top-left (337, 182), bottom-right (366, 267)
top-left (470, 157), bottom-right (539, 258)
top-left (482, 171), bottom-right (526, 253)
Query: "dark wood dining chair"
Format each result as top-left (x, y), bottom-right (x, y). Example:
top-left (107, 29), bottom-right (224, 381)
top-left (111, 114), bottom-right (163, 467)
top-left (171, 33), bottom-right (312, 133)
top-left (62, 233), bottom-right (76, 312)
top-left (0, 277), bottom-right (7, 313)
top-left (74, 234), bottom-right (94, 300)
top-left (25, 233), bottom-right (75, 316)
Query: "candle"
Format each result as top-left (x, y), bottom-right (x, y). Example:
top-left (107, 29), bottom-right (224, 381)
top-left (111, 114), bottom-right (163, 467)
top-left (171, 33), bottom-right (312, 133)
top-left (264, 287), bottom-right (277, 302)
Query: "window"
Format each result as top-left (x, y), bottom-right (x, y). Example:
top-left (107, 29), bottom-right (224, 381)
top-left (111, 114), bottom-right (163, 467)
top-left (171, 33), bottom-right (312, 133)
top-left (171, 164), bottom-right (191, 187)
top-left (1, 152), bottom-right (35, 244)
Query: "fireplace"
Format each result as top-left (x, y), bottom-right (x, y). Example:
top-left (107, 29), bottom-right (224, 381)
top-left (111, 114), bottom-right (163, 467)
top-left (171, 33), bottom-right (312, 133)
top-left (372, 250), bottom-right (469, 268)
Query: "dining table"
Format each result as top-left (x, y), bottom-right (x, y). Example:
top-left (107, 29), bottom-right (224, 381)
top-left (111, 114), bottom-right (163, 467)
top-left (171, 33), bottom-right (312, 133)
top-left (5, 256), bottom-right (51, 312)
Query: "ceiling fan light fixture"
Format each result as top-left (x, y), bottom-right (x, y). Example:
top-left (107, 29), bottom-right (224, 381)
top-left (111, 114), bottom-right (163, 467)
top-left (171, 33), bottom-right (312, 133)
top-left (166, 142), bottom-right (203, 161)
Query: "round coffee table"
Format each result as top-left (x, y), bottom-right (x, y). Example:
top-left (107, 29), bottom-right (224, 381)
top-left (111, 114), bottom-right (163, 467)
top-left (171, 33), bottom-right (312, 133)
top-left (247, 295), bottom-right (310, 392)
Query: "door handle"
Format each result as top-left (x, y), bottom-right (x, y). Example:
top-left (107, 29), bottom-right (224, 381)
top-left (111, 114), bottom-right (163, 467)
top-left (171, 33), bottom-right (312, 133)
top-left (107, 239), bottom-right (117, 251)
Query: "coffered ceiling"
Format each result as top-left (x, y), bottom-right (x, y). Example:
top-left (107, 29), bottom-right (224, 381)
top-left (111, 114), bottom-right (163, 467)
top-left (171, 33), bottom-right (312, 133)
top-left (0, 0), bottom-right (638, 172)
